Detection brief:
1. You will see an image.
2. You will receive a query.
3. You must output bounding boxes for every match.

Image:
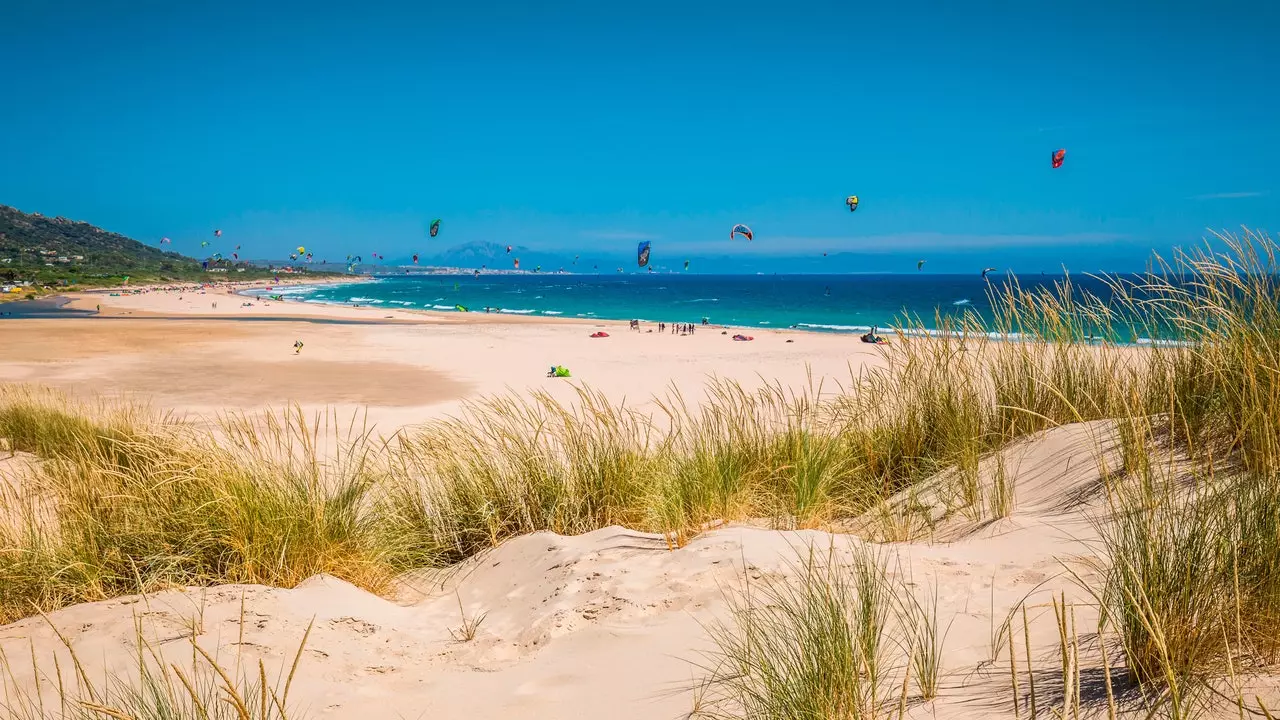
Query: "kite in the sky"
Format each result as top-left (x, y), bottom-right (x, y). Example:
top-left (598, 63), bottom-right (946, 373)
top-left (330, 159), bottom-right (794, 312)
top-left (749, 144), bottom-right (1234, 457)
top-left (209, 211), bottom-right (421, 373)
top-left (637, 240), bottom-right (652, 268)
top-left (430, 219), bottom-right (441, 238)
top-left (846, 195), bottom-right (859, 212)
top-left (214, 229), bottom-right (222, 238)
top-left (917, 260), bottom-right (926, 271)
top-left (981, 267), bottom-right (998, 278)
top-left (506, 245), bottom-right (513, 254)
top-left (514, 258), bottom-right (520, 269)
top-left (413, 254), bottom-right (419, 264)
top-left (730, 224), bottom-right (753, 241)
top-left (684, 259), bottom-right (690, 270)
top-left (160, 237), bottom-right (171, 244)
top-left (1051, 149), bottom-right (1066, 169)
top-left (201, 241), bottom-right (210, 248)
top-left (296, 246), bottom-right (306, 256)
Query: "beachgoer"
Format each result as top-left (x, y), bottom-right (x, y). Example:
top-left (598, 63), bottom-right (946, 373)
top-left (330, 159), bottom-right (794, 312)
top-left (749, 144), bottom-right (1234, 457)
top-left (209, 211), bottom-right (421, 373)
top-left (294, 340), bottom-right (304, 355)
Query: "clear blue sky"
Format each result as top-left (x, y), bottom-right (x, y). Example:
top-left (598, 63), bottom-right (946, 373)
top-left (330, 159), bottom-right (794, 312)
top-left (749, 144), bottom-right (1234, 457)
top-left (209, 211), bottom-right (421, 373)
top-left (3, 0), bottom-right (1277, 272)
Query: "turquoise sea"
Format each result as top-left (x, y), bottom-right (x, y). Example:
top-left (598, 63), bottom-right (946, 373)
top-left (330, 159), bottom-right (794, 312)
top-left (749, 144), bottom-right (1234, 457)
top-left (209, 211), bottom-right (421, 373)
top-left (247, 273), bottom-right (1161, 339)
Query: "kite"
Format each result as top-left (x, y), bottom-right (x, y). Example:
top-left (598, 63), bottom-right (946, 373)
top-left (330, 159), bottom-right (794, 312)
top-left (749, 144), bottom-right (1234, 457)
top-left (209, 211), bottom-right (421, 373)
top-left (455, 304), bottom-right (468, 312)
top-left (637, 240), bottom-right (651, 268)
top-left (846, 195), bottom-right (859, 212)
top-left (684, 259), bottom-right (690, 270)
top-left (981, 267), bottom-right (998, 279)
top-left (430, 219), bottom-right (441, 238)
top-left (730, 224), bottom-right (753, 241)
top-left (1051, 149), bottom-right (1066, 169)
top-left (290, 254), bottom-right (297, 261)
top-left (506, 245), bottom-right (513, 254)
top-left (917, 260), bottom-right (926, 271)
top-left (573, 255), bottom-right (579, 265)
top-left (514, 258), bottom-right (520, 269)
top-left (214, 229), bottom-right (222, 238)
top-left (201, 241), bottom-right (209, 248)
top-left (160, 237), bottom-right (171, 244)
top-left (296, 246), bottom-right (306, 255)
top-left (412, 254), bottom-right (419, 264)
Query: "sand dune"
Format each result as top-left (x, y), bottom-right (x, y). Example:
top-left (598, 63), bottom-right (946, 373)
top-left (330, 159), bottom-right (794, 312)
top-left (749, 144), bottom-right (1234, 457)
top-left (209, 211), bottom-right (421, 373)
top-left (0, 422), bottom-right (1175, 719)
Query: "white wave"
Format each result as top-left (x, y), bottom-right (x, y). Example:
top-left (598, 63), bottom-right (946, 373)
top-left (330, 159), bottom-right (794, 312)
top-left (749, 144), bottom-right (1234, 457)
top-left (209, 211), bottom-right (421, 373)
top-left (542, 310), bottom-right (563, 316)
top-left (500, 308), bottom-right (537, 315)
top-left (795, 322), bottom-right (875, 332)
top-left (431, 304), bottom-right (455, 310)
top-left (678, 298), bottom-right (720, 303)
top-left (953, 299), bottom-right (971, 306)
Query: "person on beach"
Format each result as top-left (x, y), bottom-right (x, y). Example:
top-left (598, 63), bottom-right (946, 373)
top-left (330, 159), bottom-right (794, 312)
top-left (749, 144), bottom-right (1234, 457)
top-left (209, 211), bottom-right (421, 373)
top-left (293, 340), bottom-right (304, 354)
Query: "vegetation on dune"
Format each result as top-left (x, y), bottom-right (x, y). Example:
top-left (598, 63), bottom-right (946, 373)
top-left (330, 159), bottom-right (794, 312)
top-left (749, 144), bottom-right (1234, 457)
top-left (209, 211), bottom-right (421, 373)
top-left (3, 229), bottom-right (1280, 717)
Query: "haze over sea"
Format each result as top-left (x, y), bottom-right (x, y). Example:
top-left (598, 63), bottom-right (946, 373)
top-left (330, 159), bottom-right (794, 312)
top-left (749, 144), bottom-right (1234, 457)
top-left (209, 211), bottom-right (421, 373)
top-left (259, 272), bottom-right (1136, 337)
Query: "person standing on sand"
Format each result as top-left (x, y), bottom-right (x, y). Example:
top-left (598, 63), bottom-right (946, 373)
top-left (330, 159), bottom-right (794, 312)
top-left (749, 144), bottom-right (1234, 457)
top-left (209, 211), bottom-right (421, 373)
top-left (294, 340), bottom-right (304, 355)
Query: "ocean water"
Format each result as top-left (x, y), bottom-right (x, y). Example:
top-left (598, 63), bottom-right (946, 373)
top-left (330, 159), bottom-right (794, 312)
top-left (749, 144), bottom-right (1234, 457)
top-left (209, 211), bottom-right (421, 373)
top-left (252, 273), bottom-right (1148, 337)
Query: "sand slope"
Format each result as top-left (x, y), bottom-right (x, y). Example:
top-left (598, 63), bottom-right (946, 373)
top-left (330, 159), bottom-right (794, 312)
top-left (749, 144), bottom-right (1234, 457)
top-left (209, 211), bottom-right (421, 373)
top-left (0, 421), bottom-right (1195, 719)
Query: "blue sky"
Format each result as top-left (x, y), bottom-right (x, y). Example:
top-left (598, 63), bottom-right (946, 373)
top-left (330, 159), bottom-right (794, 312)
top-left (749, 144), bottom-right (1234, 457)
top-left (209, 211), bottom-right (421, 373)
top-left (2, 0), bottom-right (1277, 272)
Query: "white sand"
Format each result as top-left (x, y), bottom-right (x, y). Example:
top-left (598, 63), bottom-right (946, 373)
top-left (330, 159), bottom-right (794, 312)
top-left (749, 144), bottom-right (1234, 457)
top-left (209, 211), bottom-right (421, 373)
top-left (4, 285), bottom-right (889, 432)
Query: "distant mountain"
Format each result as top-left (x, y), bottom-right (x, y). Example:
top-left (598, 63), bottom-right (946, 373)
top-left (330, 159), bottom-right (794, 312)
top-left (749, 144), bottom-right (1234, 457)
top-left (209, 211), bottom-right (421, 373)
top-left (0, 204), bottom-right (265, 284)
top-left (427, 241), bottom-right (576, 271)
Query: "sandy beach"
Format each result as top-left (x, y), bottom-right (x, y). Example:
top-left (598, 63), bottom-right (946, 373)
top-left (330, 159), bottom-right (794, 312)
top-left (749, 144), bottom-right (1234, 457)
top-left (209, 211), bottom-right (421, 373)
top-left (4, 283), bottom-right (889, 431)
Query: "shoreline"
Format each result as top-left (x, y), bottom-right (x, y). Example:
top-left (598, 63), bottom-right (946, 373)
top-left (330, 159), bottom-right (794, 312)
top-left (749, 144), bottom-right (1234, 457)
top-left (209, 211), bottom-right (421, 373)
top-left (5, 276), bottom-right (1182, 347)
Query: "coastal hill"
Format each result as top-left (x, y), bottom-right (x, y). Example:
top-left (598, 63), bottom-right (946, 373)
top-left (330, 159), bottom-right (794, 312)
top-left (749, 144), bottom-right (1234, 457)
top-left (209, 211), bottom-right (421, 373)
top-left (1, 204), bottom-right (213, 285)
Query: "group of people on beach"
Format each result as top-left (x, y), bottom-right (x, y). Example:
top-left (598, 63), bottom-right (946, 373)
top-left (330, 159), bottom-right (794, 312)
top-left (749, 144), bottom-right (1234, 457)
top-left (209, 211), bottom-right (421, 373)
top-left (657, 322), bottom-right (698, 335)
top-left (629, 318), bottom-right (711, 334)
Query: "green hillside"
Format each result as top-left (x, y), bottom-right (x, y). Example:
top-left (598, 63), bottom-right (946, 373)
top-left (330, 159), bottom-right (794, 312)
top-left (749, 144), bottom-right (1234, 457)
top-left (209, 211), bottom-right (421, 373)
top-left (0, 204), bottom-right (286, 287)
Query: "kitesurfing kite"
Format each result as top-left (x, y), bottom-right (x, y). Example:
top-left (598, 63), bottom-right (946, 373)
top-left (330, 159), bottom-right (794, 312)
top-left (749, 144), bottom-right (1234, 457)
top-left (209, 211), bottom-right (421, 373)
top-left (730, 224), bottom-right (753, 241)
top-left (201, 241), bottom-right (210, 248)
top-left (506, 245), bottom-right (513, 254)
top-left (429, 219), bottom-right (441, 238)
top-left (917, 260), bottom-right (926, 271)
top-left (214, 229), bottom-right (222, 238)
top-left (981, 267), bottom-right (998, 279)
top-left (637, 240), bottom-right (652, 268)
top-left (573, 255), bottom-right (579, 265)
top-left (412, 254), bottom-right (419, 264)
top-left (160, 237), bottom-right (171, 245)
top-left (684, 259), bottom-right (690, 270)
top-left (296, 246), bottom-right (306, 256)
top-left (1051, 149), bottom-right (1066, 169)
top-left (514, 258), bottom-right (520, 269)
top-left (846, 195), bottom-right (859, 212)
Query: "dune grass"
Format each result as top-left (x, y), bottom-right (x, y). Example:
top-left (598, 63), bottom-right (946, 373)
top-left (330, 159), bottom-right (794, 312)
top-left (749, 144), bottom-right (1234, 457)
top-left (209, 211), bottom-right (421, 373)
top-left (3, 231), bottom-right (1280, 715)
top-left (0, 611), bottom-right (312, 720)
